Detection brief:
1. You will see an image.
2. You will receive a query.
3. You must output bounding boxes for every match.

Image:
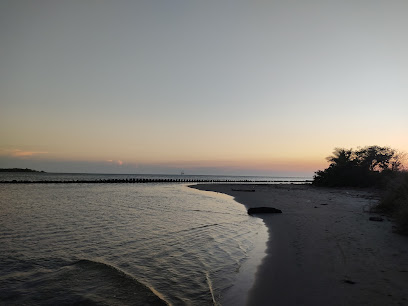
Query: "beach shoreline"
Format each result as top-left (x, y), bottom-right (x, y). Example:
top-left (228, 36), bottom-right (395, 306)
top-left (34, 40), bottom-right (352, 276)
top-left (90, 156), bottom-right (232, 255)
top-left (190, 184), bottom-right (408, 306)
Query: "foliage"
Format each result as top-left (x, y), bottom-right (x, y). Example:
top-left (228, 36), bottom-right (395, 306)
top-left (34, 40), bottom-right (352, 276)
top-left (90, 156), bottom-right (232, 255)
top-left (375, 171), bottom-right (408, 235)
top-left (314, 146), bottom-right (408, 235)
top-left (313, 146), bottom-right (404, 187)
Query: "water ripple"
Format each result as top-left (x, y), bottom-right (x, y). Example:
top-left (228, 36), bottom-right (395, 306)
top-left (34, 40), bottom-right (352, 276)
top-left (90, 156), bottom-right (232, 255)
top-left (0, 183), bottom-right (265, 305)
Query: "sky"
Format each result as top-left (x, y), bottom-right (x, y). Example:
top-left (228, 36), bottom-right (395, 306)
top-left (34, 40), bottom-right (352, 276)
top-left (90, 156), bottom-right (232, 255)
top-left (1, 0), bottom-right (407, 176)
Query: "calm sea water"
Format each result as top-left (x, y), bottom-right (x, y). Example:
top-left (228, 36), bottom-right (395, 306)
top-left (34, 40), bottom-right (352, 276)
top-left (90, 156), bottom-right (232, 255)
top-left (0, 173), bottom-right (287, 305)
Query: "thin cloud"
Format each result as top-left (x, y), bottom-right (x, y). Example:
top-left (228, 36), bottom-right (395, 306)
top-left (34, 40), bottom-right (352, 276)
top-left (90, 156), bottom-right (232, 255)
top-left (106, 159), bottom-right (123, 166)
top-left (13, 150), bottom-right (48, 157)
top-left (0, 148), bottom-right (48, 157)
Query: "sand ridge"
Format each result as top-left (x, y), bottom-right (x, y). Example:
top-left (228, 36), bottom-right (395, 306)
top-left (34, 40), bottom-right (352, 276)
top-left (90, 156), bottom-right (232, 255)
top-left (191, 184), bottom-right (408, 306)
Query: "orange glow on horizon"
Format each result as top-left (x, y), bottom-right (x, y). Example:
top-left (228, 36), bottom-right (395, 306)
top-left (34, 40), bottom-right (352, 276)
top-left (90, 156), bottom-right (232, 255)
top-left (0, 149), bottom-right (49, 157)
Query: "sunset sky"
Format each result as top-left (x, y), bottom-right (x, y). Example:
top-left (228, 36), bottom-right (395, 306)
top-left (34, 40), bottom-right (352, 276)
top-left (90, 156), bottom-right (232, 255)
top-left (1, 0), bottom-right (407, 176)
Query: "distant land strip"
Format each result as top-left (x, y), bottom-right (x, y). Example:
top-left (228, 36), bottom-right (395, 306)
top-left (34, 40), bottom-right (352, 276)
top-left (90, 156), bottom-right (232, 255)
top-left (0, 168), bottom-right (45, 173)
top-left (0, 178), bottom-right (312, 184)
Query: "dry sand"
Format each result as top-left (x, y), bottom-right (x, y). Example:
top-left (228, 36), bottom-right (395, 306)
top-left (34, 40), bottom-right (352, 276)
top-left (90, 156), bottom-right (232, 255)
top-left (191, 184), bottom-right (408, 306)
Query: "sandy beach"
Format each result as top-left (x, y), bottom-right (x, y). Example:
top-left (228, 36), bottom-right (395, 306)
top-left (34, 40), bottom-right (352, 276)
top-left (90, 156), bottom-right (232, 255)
top-left (191, 184), bottom-right (408, 306)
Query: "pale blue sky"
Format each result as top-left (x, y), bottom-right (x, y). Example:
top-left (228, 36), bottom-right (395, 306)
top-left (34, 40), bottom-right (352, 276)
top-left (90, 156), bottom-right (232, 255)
top-left (1, 0), bottom-right (407, 175)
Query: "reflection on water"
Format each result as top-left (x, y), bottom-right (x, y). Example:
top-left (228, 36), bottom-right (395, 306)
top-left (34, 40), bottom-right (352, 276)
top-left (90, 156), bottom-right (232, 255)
top-left (0, 183), bottom-right (266, 305)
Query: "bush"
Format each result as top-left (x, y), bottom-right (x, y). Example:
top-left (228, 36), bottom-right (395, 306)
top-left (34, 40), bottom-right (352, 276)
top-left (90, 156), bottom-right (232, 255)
top-left (395, 205), bottom-right (408, 235)
top-left (376, 172), bottom-right (408, 234)
top-left (313, 146), bottom-right (403, 188)
top-left (314, 146), bottom-right (408, 234)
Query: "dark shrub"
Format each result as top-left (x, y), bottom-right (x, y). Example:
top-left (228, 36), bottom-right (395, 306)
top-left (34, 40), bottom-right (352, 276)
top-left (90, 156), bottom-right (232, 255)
top-left (376, 172), bottom-right (408, 234)
top-left (313, 146), bottom-right (403, 188)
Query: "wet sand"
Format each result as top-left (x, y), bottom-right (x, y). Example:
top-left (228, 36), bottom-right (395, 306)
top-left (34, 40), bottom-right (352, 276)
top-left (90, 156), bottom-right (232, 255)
top-left (191, 184), bottom-right (408, 306)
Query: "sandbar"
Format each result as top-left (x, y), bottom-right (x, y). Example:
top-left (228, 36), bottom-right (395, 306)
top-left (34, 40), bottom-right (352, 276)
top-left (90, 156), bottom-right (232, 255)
top-left (191, 184), bottom-right (408, 306)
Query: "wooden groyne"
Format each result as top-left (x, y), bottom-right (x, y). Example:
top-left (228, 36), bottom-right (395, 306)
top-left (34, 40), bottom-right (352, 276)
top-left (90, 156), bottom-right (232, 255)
top-left (0, 178), bottom-right (312, 184)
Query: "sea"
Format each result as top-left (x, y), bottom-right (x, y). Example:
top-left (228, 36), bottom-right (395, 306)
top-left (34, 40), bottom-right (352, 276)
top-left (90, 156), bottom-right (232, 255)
top-left (0, 173), bottom-right (310, 305)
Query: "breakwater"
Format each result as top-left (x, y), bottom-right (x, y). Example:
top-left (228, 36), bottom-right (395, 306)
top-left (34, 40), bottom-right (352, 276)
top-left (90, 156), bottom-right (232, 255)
top-left (0, 178), bottom-right (311, 184)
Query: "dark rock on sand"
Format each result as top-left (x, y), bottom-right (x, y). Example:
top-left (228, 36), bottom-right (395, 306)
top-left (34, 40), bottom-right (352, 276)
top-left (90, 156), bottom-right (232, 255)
top-left (248, 207), bottom-right (282, 215)
top-left (232, 189), bottom-right (255, 192)
top-left (369, 216), bottom-right (384, 222)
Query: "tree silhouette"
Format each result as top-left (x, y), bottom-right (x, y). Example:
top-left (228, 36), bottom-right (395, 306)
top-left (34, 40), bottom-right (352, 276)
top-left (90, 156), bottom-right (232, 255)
top-left (326, 148), bottom-right (353, 167)
top-left (313, 146), bottom-right (402, 187)
top-left (355, 146), bottom-right (396, 172)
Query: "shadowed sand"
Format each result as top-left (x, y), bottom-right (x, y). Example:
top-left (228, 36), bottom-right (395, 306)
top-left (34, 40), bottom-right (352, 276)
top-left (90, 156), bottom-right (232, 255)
top-left (191, 184), bottom-right (408, 306)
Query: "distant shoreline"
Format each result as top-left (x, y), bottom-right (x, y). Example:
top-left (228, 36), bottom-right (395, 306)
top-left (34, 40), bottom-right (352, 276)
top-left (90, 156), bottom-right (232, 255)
top-left (0, 168), bottom-right (45, 173)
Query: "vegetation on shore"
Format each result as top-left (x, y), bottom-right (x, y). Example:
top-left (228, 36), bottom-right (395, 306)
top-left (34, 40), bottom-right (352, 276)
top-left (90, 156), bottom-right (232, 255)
top-left (375, 172), bottom-right (408, 235)
top-left (313, 146), bottom-right (408, 235)
top-left (313, 146), bottom-right (402, 188)
top-left (0, 168), bottom-right (45, 173)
